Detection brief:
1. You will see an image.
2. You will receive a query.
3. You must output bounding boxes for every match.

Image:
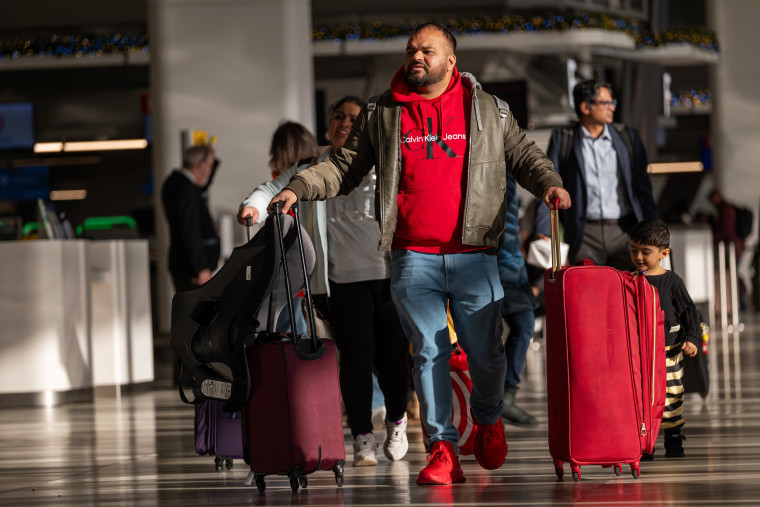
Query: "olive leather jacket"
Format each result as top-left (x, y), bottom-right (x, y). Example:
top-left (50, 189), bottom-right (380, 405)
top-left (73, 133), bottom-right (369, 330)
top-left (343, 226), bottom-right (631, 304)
top-left (285, 72), bottom-right (563, 251)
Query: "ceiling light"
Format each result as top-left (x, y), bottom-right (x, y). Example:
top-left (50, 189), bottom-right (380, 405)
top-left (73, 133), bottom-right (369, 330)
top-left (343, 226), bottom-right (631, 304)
top-left (33, 139), bottom-right (149, 153)
top-left (50, 189), bottom-right (88, 201)
top-left (34, 142), bottom-right (64, 153)
top-left (63, 139), bottom-right (148, 152)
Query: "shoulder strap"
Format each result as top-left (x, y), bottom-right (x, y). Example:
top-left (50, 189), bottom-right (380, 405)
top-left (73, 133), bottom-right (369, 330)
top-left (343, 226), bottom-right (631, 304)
top-left (491, 94), bottom-right (510, 134)
top-left (296, 156), bottom-right (314, 167)
top-left (559, 123), bottom-right (633, 169)
top-left (365, 90), bottom-right (392, 147)
top-left (612, 122), bottom-right (634, 165)
top-left (559, 126), bottom-right (573, 168)
top-left (365, 100), bottom-right (377, 145)
top-left (176, 359), bottom-right (200, 405)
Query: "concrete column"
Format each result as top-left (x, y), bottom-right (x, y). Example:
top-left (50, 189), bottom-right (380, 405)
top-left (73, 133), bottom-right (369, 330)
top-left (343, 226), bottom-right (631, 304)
top-left (709, 0), bottom-right (760, 212)
top-left (148, 0), bottom-right (315, 333)
top-left (708, 0), bottom-right (760, 302)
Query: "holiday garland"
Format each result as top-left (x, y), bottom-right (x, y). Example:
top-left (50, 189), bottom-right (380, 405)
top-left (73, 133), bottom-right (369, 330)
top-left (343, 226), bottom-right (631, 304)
top-left (671, 89), bottom-right (712, 107)
top-left (0, 32), bottom-right (149, 61)
top-left (0, 12), bottom-right (719, 61)
top-left (312, 12), bottom-right (720, 53)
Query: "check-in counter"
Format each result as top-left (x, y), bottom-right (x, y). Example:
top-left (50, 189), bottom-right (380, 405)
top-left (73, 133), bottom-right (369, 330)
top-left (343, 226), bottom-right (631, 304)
top-left (0, 240), bottom-right (92, 406)
top-left (88, 240), bottom-right (154, 390)
top-left (0, 239), bottom-right (153, 406)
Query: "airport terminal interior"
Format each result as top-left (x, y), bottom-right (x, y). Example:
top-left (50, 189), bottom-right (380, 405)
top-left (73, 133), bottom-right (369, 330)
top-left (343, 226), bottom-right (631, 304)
top-left (0, 318), bottom-right (759, 505)
top-left (2, 0), bottom-right (760, 505)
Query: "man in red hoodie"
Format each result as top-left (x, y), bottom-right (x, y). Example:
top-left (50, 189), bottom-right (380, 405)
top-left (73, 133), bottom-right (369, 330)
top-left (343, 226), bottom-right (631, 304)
top-left (268, 23), bottom-right (571, 485)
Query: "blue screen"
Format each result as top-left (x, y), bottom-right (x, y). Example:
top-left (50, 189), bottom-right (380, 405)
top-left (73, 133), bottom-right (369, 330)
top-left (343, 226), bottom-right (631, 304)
top-left (0, 102), bottom-right (35, 150)
top-left (0, 166), bottom-right (49, 201)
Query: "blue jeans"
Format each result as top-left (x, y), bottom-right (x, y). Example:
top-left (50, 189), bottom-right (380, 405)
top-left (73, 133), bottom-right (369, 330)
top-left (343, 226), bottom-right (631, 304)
top-left (503, 309), bottom-right (535, 388)
top-left (275, 296), bottom-right (307, 335)
top-left (390, 249), bottom-right (506, 453)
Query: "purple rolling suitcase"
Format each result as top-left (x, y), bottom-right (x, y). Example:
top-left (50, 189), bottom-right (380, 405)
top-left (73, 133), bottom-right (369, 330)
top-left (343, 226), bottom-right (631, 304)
top-left (194, 400), bottom-right (244, 471)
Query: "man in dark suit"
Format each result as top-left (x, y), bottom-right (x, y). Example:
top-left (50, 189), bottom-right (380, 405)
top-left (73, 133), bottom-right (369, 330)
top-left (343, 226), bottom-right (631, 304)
top-left (161, 144), bottom-right (220, 292)
top-left (535, 79), bottom-right (658, 270)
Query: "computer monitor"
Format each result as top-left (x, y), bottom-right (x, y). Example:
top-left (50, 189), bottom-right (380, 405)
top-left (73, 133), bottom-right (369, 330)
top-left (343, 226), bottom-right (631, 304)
top-left (0, 165), bottom-right (49, 201)
top-left (656, 171), bottom-right (706, 224)
top-left (0, 102), bottom-right (35, 151)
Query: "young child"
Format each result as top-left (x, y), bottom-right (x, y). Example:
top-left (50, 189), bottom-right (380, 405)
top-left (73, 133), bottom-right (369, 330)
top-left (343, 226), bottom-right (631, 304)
top-left (629, 218), bottom-right (700, 459)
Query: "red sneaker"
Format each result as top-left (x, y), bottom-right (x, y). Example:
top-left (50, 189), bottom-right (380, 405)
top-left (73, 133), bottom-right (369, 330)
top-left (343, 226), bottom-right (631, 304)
top-left (416, 441), bottom-right (466, 485)
top-left (473, 414), bottom-right (507, 470)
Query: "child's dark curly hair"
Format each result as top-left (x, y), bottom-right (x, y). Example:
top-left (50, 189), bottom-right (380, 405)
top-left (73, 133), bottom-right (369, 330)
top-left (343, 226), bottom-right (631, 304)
top-left (629, 218), bottom-right (670, 249)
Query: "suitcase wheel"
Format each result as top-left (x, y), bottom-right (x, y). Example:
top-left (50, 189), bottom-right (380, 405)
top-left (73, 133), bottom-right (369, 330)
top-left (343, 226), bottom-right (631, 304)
top-left (552, 458), bottom-right (564, 480)
top-left (213, 456), bottom-right (233, 472)
top-left (299, 476), bottom-right (308, 489)
top-left (572, 471), bottom-right (580, 482)
top-left (631, 464), bottom-right (640, 479)
top-left (288, 471), bottom-right (300, 492)
top-left (254, 473), bottom-right (266, 493)
top-left (334, 460), bottom-right (345, 487)
top-left (614, 465), bottom-right (622, 476)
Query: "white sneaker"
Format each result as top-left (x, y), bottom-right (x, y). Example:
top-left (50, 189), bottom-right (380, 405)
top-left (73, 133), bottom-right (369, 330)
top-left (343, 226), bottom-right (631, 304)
top-left (352, 432), bottom-right (378, 467)
top-left (383, 413), bottom-right (409, 461)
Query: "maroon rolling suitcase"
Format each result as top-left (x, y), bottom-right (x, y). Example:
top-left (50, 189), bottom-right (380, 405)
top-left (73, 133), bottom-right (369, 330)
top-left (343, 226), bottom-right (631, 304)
top-left (242, 203), bottom-right (345, 493)
top-left (544, 200), bottom-right (666, 481)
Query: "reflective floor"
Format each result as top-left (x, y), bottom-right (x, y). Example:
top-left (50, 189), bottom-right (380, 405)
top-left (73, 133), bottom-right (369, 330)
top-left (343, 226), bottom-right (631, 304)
top-left (1, 315), bottom-right (759, 506)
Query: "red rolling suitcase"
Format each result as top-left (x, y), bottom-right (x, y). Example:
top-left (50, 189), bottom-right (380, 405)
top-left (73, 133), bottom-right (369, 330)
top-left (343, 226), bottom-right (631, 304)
top-left (242, 203), bottom-right (345, 493)
top-left (543, 200), bottom-right (665, 481)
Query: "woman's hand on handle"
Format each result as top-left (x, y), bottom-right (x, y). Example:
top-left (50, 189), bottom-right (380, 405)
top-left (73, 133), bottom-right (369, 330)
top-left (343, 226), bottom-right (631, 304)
top-left (237, 206), bottom-right (259, 225)
top-left (543, 186), bottom-right (571, 210)
top-left (267, 189), bottom-right (298, 215)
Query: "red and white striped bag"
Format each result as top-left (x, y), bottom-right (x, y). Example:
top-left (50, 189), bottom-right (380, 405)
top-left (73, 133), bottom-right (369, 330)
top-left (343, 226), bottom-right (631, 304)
top-left (422, 342), bottom-right (477, 455)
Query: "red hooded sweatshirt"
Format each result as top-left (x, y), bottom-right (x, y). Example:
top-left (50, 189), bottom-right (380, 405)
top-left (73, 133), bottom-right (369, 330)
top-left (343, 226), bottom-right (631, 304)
top-left (390, 66), bottom-right (480, 254)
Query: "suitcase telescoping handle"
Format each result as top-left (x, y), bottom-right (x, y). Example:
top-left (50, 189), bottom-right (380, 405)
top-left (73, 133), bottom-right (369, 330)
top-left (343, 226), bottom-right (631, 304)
top-left (245, 216), bottom-right (253, 241)
top-left (271, 202), bottom-right (299, 338)
top-left (550, 197), bottom-right (561, 281)
top-left (271, 201), bottom-right (320, 352)
top-left (290, 203), bottom-right (319, 352)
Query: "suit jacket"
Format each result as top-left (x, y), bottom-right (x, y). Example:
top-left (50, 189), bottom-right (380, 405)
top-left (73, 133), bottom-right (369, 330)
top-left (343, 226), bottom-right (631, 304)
top-left (535, 123), bottom-right (658, 256)
top-left (161, 170), bottom-right (220, 283)
top-left (497, 173), bottom-right (538, 316)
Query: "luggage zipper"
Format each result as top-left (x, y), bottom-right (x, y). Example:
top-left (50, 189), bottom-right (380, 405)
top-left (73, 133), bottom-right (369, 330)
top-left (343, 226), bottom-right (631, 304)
top-left (636, 277), bottom-right (649, 438)
top-left (651, 285), bottom-right (657, 407)
top-left (639, 283), bottom-right (658, 439)
top-left (373, 103), bottom-right (384, 226)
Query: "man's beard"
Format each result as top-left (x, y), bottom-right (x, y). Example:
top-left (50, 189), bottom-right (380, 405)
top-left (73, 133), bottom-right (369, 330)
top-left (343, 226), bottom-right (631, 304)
top-left (405, 62), bottom-right (447, 88)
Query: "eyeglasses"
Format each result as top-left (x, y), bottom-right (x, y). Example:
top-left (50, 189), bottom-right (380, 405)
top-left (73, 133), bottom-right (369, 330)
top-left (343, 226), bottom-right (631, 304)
top-left (591, 99), bottom-right (618, 109)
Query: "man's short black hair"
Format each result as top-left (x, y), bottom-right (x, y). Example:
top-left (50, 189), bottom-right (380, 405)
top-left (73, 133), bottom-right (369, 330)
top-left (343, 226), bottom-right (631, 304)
top-left (629, 218), bottom-right (670, 249)
top-left (410, 22), bottom-right (457, 53)
top-left (573, 79), bottom-right (613, 119)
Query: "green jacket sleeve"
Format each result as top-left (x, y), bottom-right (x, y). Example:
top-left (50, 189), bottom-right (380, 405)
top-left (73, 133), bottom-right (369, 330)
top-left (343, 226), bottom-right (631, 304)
top-left (502, 111), bottom-right (563, 199)
top-left (285, 104), bottom-right (376, 201)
